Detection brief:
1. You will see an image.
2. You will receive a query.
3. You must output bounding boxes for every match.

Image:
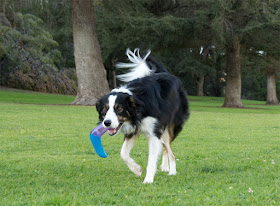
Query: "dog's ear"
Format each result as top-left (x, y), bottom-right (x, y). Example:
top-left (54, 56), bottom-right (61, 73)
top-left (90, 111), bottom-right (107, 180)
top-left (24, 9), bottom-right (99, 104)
top-left (96, 94), bottom-right (109, 114)
top-left (95, 99), bottom-right (102, 114)
top-left (96, 98), bottom-right (106, 123)
top-left (127, 96), bottom-right (144, 116)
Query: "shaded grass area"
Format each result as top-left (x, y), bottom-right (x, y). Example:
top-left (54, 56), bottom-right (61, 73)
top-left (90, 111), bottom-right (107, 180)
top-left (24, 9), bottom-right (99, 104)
top-left (0, 88), bottom-right (75, 105)
top-left (0, 89), bottom-right (279, 205)
top-left (189, 95), bottom-right (280, 114)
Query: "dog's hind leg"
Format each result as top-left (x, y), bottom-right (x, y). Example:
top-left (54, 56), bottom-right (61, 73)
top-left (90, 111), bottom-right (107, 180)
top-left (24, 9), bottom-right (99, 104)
top-left (120, 134), bottom-right (142, 177)
top-left (167, 144), bottom-right (176, 176)
top-left (162, 128), bottom-right (177, 176)
top-left (160, 147), bottom-right (169, 172)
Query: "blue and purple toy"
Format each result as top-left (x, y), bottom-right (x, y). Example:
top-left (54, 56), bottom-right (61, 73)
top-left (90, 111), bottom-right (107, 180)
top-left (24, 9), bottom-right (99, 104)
top-left (90, 124), bottom-right (109, 158)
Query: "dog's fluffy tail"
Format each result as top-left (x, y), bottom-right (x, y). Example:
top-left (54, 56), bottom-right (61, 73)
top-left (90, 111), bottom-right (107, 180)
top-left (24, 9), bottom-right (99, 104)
top-left (116, 48), bottom-right (168, 82)
top-left (116, 48), bottom-right (152, 82)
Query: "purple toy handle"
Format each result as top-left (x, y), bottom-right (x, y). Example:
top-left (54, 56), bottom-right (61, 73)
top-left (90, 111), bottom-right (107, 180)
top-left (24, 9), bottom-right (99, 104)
top-left (90, 124), bottom-right (108, 136)
top-left (90, 124), bottom-right (109, 158)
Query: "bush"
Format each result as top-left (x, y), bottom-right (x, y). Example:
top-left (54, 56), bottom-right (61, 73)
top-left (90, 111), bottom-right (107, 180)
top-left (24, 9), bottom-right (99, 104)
top-left (0, 13), bottom-right (76, 95)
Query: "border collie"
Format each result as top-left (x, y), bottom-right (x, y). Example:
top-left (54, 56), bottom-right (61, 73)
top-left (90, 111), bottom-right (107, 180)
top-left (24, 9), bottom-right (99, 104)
top-left (96, 49), bottom-right (189, 183)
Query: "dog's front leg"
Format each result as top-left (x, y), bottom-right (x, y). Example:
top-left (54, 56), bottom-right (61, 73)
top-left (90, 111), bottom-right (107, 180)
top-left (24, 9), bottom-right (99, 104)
top-left (120, 135), bottom-right (142, 177)
top-left (143, 136), bottom-right (163, 184)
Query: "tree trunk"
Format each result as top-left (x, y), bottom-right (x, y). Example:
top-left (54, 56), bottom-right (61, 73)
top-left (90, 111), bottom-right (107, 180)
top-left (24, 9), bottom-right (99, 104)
top-left (112, 70), bottom-right (117, 89)
top-left (195, 46), bottom-right (209, 96)
top-left (71, 0), bottom-right (109, 105)
top-left (223, 35), bottom-right (243, 108)
top-left (3, 0), bottom-right (7, 16)
top-left (197, 75), bottom-right (204, 96)
top-left (266, 69), bottom-right (279, 105)
top-left (112, 58), bottom-right (117, 89)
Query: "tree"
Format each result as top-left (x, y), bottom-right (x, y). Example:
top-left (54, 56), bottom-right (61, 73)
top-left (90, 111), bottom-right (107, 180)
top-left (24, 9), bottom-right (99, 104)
top-left (196, 45), bottom-right (212, 96)
top-left (169, 47), bottom-right (214, 96)
top-left (240, 0), bottom-right (280, 105)
top-left (266, 56), bottom-right (279, 105)
top-left (199, 0), bottom-right (280, 107)
top-left (71, 0), bottom-right (109, 105)
top-left (223, 34), bottom-right (242, 107)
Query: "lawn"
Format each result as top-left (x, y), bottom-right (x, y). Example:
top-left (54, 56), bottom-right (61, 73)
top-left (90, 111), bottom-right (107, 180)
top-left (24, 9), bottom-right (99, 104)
top-left (0, 89), bottom-right (279, 205)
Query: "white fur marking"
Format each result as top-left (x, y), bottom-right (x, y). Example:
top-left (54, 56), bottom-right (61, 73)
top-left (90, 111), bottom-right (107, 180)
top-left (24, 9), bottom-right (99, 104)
top-left (160, 150), bottom-right (169, 172)
top-left (169, 160), bottom-right (177, 176)
top-left (161, 129), bottom-right (177, 175)
top-left (143, 136), bottom-right (163, 184)
top-left (103, 95), bottom-right (119, 128)
top-left (139, 117), bottom-right (163, 183)
top-left (111, 86), bottom-right (133, 95)
top-left (121, 122), bottom-right (136, 135)
top-left (120, 135), bottom-right (142, 176)
top-left (116, 48), bottom-right (152, 82)
top-left (140, 117), bottom-right (157, 136)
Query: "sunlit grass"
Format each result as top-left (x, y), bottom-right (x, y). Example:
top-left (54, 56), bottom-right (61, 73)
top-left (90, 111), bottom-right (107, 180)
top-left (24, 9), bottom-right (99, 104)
top-left (0, 90), bottom-right (279, 205)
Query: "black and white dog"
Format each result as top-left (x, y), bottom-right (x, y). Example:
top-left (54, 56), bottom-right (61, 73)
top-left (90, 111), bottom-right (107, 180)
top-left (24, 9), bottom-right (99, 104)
top-left (96, 49), bottom-right (189, 183)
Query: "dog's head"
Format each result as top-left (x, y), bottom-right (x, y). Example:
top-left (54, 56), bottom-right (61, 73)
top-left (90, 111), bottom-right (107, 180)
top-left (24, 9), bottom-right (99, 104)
top-left (96, 92), bottom-right (143, 136)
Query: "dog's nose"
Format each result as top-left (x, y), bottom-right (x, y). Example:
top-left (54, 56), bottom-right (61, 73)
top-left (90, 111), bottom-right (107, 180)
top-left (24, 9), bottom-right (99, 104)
top-left (104, 120), bottom-right (112, 127)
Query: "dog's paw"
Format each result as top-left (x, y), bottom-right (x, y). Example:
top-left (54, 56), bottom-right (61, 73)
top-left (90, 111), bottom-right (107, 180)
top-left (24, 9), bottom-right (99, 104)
top-left (168, 170), bottom-right (177, 176)
top-left (143, 174), bottom-right (154, 184)
top-left (131, 165), bottom-right (142, 177)
top-left (143, 178), bottom-right (154, 184)
top-left (160, 164), bottom-right (169, 172)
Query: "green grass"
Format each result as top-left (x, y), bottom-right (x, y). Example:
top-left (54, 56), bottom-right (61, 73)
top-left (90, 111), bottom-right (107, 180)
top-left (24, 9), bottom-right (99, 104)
top-left (0, 89), bottom-right (75, 104)
top-left (0, 89), bottom-right (279, 205)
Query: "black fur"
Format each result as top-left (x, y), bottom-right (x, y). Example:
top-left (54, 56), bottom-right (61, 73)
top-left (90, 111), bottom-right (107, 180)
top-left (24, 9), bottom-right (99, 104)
top-left (125, 72), bottom-right (189, 139)
top-left (96, 57), bottom-right (189, 141)
top-left (95, 50), bottom-right (189, 183)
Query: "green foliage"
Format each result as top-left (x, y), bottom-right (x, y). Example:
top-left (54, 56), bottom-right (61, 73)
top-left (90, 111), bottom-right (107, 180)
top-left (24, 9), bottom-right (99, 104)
top-left (1, 90), bottom-right (280, 205)
top-left (1, 0), bottom-right (279, 100)
top-left (149, 49), bottom-right (220, 96)
top-left (176, 53), bottom-right (213, 77)
top-left (95, 0), bottom-right (191, 61)
top-left (17, 13), bottom-right (61, 64)
top-left (95, 0), bottom-right (280, 100)
top-left (0, 12), bottom-right (76, 94)
top-left (242, 69), bottom-right (267, 101)
top-left (44, 0), bottom-right (74, 68)
top-left (2, 0), bottom-right (74, 66)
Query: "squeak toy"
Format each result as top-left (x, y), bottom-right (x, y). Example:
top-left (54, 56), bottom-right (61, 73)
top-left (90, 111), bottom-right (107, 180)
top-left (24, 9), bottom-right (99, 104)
top-left (90, 124), bottom-right (109, 158)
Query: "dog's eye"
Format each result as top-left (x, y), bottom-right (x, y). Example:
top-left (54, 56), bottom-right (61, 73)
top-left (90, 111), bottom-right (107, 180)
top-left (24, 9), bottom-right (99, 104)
top-left (115, 105), bottom-right (123, 113)
top-left (101, 107), bottom-right (108, 115)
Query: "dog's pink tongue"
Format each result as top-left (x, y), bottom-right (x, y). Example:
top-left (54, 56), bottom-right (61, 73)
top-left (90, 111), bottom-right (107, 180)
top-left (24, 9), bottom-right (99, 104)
top-left (108, 128), bottom-right (117, 135)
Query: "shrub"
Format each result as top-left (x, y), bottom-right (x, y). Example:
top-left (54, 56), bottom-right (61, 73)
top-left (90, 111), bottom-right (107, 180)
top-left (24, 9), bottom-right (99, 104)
top-left (0, 13), bottom-right (76, 95)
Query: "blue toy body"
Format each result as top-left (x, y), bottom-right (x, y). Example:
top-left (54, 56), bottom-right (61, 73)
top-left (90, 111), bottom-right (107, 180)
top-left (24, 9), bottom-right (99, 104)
top-left (90, 134), bottom-right (107, 158)
top-left (90, 124), bottom-right (108, 158)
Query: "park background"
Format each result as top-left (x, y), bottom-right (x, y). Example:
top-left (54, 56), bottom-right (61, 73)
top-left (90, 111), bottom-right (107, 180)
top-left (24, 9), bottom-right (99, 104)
top-left (0, 0), bottom-right (280, 205)
top-left (0, 0), bottom-right (279, 106)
